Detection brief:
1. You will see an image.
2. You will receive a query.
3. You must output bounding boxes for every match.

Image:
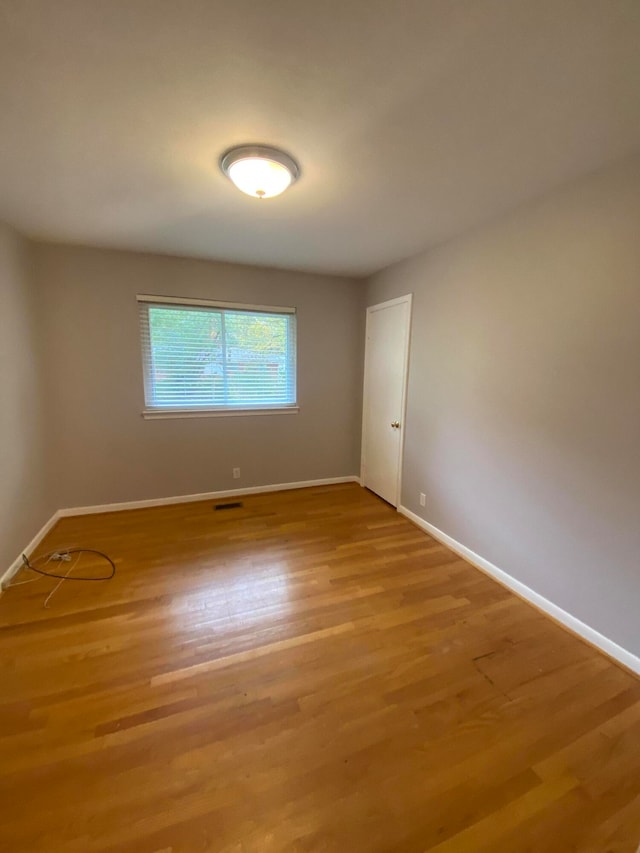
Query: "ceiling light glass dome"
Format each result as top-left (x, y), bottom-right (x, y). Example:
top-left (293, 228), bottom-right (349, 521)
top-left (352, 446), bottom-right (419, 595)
top-left (220, 145), bottom-right (300, 199)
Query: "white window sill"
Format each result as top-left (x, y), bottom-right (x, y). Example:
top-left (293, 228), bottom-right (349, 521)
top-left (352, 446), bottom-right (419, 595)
top-left (142, 406), bottom-right (300, 420)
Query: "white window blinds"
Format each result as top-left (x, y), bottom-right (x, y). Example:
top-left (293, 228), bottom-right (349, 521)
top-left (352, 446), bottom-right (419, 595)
top-left (138, 296), bottom-right (297, 412)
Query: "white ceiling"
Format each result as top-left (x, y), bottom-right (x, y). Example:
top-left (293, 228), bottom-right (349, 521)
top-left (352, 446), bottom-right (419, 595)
top-left (1, 0), bottom-right (640, 276)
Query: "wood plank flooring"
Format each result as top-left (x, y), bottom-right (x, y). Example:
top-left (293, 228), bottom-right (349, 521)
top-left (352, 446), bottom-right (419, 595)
top-left (1, 483), bottom-right (639, 852)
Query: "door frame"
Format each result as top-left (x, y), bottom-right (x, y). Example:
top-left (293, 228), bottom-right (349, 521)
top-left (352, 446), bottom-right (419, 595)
top-left (360, 293), bottom-right (413, 507)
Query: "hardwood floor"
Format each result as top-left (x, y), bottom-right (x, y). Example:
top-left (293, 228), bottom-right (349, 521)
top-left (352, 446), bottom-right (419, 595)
top-left (1, 483), bottom-right (639, 852)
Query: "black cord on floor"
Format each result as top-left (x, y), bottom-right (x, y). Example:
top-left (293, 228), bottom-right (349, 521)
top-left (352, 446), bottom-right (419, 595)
top-left (21, 549), bottom-right (116, 581)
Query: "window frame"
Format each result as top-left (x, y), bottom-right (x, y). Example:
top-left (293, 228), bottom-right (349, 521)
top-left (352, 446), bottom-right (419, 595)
top-left (137, 294), bottom-right (299, 419)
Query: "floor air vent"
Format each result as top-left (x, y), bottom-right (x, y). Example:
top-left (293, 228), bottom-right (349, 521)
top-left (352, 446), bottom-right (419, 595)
top-left (214, 501), bottom-right (244, 511)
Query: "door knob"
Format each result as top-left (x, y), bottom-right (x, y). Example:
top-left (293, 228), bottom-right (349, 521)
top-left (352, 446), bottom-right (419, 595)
top-left (391, 421), bottom-right (400, 429)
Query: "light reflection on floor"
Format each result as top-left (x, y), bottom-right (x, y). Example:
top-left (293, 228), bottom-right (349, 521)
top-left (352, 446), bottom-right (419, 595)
top-left (167, 552), bottom-right (296, 637)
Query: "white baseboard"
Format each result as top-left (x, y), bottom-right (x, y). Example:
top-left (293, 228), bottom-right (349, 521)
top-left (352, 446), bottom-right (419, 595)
top-left (398, 505), bottom-right (640, 677)
top-left (58, 476), bottom-right (361, 517)
top-left (1, 510), bottom-right (61, 590)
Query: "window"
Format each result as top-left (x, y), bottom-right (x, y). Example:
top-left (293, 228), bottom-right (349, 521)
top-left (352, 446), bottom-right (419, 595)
top-left (138, 295), bottom-right (297, 417)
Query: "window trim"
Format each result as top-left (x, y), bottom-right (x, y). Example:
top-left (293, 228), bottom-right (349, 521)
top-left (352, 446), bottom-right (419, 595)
top-left (137, 293), bottom-right (295, 314)
top-left (137, 294), bottom-right (298, 418)
top-left (142, 406), bottom-right (300, 420)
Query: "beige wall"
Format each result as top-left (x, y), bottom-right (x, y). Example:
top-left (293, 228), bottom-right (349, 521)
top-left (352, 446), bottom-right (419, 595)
top-left (366, 153), bottom-right (640, 656)
top-left (0, 224), bottom-right (52, 574)
top-left (32, 244), bottom-right (364, 508)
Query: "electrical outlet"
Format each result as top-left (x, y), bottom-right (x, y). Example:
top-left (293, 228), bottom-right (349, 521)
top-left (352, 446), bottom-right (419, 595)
top-left (419, 492), bottom-right (426, 507)
top-left (233, 467), bottom-right (241, 479)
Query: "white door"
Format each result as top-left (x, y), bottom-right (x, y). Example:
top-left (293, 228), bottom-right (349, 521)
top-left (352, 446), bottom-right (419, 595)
top-left (361, 295), bottom-right (412, 506)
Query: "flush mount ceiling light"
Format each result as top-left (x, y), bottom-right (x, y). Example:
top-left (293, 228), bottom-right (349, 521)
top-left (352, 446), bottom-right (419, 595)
top-left (219, 145), bottom-right (300, 199)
